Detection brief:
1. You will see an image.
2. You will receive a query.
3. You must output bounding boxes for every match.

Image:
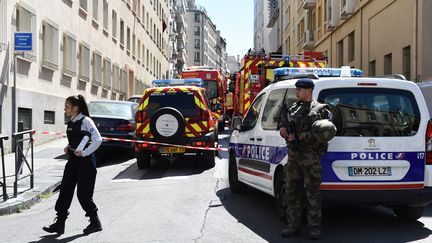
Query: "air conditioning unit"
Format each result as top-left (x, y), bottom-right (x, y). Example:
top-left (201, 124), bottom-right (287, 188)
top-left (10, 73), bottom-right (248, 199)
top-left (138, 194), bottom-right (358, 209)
top-left (326, 0), bottom-right (340, 31)
top-left (340, 0), bottom-right (355, 19)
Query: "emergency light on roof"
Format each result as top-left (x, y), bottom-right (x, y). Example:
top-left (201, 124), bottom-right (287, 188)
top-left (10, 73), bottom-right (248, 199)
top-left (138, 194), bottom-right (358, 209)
top-left (152, 78), bottom-right (204, 87)
top-left (274, 67), bottom-right (364, 78)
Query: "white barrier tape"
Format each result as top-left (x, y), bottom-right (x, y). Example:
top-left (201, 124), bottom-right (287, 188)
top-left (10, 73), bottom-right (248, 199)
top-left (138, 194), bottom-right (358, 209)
top-left (37, 131), bottom-right (228, 152)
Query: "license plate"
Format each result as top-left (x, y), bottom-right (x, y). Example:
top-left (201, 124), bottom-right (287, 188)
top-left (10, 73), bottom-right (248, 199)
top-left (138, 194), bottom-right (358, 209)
top-left (348, 166), bottom-right (392, 176)
top-left (160, 147), bottom-right (185, 154)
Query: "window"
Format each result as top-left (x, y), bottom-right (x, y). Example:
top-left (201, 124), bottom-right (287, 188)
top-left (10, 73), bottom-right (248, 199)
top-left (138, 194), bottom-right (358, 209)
top-left (242, 94), bottom-right (265, 130)
top-left (348, 31), bottom-right (355, 62)
top-left (80, 0), bottom-right (88, 12)
top-left (113, 64), bottom-right (120, 92)
top-left (194, 26), bottom-right (200, 36)
top-left (127, 27), bottom-right (131, 52)
top-left (403, 46), bottom-right (411, 80)
top-left (121, 68), bottom-right (127, 93)
top-left (132, 34), bottom-right (136, 57)
top-left (194, 39), bottom-right (200, 49)
top-left (0, 0), bottom-right (6, 47)
top-left (44, 111), bottom-right (55, 124)
top-left (79, 43), bottom-right (90, 81)
top-left (18, 108), bottom-right (32, 130)
top-left (146, 49), bottom-right (149, 68)
top-left (337, 39), bottom-right (344, 67)
top-left (92, 0), bottom-right (98, 21)
top-left (42, 20), bottom-right (59, 70)
top-left (103, 0), bottom-right (108, 31)
top-left (262, 89), bottom-right (288, 130)
top-left (384, 53), bottom-right (392, 75)
top-left (120, 19), bottom-right (124, 46)
top-left (369, 60), bottom-right (376, 77)
top-left (318, 88), bottom-right (420, 137)
top-left (112, 10), bottom-right (117, 38)
top-left (16, 3), bottom-right (37, 60)
top-left (103, 58), bottom-right (111, 89)
top-left (63, 33), bottom-right (77, 76)
top-left (142, 44), bottom-right (145, 64)
top-left (194, 12), bottom-right (200, 22)
top-left (137, 39), bottom-right (141, 62)
top-left (93, 51), bottom-right (102, 85)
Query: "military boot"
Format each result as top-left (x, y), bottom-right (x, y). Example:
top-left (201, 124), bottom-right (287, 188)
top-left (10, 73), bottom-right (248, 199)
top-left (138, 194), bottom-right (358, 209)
top-left (42, 217), bottom-right (66, 234)
top-left (281, 227), bottom-right (301, 237)
top-left (309, 227), bottom-right (322, 240)
top-left (83, 215), bottom-right (102, 235)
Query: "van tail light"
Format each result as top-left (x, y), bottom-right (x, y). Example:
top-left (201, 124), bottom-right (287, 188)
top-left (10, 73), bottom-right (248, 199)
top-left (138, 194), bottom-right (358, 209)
top-left (135, 110), bottom-right (146, 123)
top-left (426, 120), bottom-right (432, 164)
top-left (116, 120), bottom-right (134, 131)
top-left (201, 109), bottom-right (210, 120)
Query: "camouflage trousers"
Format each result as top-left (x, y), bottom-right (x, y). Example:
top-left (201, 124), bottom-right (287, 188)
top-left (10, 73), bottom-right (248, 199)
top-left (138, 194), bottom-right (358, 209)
top-left (284, 159), bottom-right (322, 230)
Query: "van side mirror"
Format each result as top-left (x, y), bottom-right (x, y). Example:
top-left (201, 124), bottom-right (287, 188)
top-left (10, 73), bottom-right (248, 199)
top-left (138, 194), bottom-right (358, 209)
top-left (232, 116), bottom-right (242, 131)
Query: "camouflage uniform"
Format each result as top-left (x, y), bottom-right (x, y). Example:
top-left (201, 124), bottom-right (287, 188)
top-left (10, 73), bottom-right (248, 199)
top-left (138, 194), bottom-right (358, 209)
top-left (280, 99), bottom-right (331, 232)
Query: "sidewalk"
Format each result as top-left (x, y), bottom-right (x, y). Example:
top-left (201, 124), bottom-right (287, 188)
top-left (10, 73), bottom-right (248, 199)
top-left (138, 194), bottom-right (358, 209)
top-left (0, 137), bottom-right (68, 216)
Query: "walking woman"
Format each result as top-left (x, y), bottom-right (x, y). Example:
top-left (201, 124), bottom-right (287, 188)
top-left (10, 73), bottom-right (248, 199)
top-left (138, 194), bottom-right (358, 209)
top-left (43, 95), bottom-right (103, 235)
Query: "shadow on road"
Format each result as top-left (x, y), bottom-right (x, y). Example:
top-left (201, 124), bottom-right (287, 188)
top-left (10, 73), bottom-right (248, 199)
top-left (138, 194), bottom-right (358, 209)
top-left (29, 233), bottom-right (86, 243)
top-left (216, 187), bottom-right (432, 242)
top-left (112, 157), bottom-right (214, 181)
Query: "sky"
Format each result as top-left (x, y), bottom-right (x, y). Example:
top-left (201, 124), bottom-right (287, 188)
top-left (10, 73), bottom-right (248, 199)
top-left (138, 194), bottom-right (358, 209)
top-left (194, 0), bottom-right (254, 58)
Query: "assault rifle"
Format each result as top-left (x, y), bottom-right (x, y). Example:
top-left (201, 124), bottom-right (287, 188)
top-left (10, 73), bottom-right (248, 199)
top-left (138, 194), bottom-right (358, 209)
top-left (281, 103), bottom-right (299, 151)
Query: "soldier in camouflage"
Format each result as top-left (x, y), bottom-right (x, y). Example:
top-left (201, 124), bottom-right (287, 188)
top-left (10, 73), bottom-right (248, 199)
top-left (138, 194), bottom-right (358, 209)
top-left (279, 78), bottom-right (331, 240)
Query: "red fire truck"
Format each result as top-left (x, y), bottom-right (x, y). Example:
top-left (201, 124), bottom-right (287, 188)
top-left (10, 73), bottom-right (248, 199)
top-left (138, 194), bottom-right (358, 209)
top-left (180, 67), bottom-right (227, 132)
top-left (230, 50), bottom-right (328, 117)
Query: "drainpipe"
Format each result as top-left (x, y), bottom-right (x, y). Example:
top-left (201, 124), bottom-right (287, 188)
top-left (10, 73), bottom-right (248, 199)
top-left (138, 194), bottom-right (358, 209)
top-left (414, 0), bottom-right (418, 82)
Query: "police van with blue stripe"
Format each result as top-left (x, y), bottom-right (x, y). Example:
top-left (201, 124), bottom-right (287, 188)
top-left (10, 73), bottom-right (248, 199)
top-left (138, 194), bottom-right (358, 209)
top-left (228, 67), bottom-right (432, 221)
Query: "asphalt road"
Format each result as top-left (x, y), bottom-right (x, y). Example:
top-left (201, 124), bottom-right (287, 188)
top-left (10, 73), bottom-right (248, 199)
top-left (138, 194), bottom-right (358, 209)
top-left (0, 131), bottom-right (432, 242)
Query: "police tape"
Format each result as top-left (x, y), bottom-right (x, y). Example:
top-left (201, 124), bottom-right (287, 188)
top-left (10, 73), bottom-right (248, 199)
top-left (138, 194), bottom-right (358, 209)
top-left (37, 131), bottom-right (228, 152)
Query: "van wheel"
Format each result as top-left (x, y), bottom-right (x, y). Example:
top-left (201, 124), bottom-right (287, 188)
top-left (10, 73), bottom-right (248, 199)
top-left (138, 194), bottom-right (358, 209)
top-left (136, 153), bottom-right (151, 169)
top-left (394, 206), bottom-right (424, 221)
top-left (228, 153), bottom-right (247, 193)
top-left (275, 171), bottom-right (287, 222)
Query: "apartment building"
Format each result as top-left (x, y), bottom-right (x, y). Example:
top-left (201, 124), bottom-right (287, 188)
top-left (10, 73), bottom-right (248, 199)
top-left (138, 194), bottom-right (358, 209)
top-left (254, 0), bottom-right (283, 54)
top-left (0, 0), bottom-right (172, 151)
top-left (172, 0), bottom-right (188, 75)
top-left (282, 0), bottom-right (432, 82)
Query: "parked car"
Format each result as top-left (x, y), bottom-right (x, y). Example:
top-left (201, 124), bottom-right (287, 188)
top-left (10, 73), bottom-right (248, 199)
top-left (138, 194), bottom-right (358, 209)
top-left (127, 95), bottom-right (142, 103)
top-left (88, 100), bottom-right (138, 150)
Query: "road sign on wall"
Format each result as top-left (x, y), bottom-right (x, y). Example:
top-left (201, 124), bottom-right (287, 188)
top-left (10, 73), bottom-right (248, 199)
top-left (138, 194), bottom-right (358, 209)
top-left (14, 32), bottom-right (32, 52)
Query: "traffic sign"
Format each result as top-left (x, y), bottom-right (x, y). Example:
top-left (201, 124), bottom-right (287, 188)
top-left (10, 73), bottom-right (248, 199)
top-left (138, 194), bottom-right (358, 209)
top-left (14, 32), bottom-right (32, 51)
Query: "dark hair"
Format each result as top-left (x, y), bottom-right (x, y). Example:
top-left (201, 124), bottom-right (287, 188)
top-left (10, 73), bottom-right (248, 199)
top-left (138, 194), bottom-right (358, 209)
top-left (66, 95), bottom-right (90, 116)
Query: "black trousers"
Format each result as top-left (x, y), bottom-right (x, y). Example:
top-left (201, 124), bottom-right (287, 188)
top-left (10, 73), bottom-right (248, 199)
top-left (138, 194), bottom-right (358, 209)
top-left (55, 154), bottom-right (98, 218)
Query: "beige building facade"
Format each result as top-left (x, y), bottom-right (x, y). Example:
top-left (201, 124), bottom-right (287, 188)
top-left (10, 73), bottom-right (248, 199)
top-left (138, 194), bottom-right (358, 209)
top-left (0, 0), bottom-right (171, 151)
top-left (282, 0), bottom-right (432, 82)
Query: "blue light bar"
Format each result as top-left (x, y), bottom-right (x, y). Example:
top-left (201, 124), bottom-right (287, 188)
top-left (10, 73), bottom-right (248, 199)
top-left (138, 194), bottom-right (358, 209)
top-left (274, 67), bottom-right (364, 78)
top-left (152, 78), bottom-right (204, 87)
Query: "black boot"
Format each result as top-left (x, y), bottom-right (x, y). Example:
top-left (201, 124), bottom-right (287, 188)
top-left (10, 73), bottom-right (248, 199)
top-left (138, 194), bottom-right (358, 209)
top-left (42, 217), bottom-right (66, 234)
top-left (83, 215), bottom-right (102, 235)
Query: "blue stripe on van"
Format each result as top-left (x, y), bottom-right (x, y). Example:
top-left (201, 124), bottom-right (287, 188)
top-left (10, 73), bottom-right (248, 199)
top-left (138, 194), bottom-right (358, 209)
top-left (321, 152), bottom-right (425, 183)
top-left (230, 142), bottom-right (425, 183)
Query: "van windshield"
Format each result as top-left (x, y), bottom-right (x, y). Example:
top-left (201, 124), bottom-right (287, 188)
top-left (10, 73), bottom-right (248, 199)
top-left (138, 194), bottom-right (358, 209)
top-left (203, 80), bottom-right (218, 99)
top-left (318, 88), bottom-right (420, 137)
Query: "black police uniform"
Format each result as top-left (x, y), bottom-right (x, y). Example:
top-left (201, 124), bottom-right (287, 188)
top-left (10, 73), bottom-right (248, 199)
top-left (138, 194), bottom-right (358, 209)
top-left (55, 116), bottom-right (98, 219)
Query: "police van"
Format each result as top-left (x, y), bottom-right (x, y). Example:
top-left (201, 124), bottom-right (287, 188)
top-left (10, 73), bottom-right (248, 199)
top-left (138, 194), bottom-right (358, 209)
top-left (228, 67), bottom-right (432, 221)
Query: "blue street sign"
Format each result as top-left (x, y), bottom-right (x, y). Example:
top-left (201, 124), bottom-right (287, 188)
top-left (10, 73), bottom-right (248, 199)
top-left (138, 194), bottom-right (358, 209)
top-left (14, 32), bottom-right (32, 51)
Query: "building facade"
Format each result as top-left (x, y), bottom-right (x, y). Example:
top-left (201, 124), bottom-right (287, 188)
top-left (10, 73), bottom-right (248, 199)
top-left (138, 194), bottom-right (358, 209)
top-left (254, 0), bottom-right (282, 54)
top-left (185, 0), bottom-right (226, 70)
top-left (282, 0), bottom-right (432, 82)
top-left (0, 0), bottom-right (172, 151)
top-left (171, 0), bottom-right (188, 76)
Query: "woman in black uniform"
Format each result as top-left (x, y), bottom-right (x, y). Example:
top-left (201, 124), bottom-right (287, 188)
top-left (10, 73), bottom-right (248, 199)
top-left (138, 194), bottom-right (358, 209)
top-left (43, 95), bottom-right (103, 235)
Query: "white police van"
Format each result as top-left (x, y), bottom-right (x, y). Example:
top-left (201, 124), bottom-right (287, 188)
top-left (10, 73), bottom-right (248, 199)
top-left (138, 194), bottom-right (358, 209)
top-left (228, 67), bottom-right (432, 221)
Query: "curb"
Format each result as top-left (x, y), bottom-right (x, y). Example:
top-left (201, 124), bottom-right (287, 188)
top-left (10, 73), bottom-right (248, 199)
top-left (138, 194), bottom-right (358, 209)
top-left (0, 180), bottom-right (61, 216)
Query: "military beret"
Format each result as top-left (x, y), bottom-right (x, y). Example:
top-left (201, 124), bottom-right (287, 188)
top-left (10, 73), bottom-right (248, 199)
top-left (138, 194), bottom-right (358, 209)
top-left (295, 78), bottom-right (315, 89)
